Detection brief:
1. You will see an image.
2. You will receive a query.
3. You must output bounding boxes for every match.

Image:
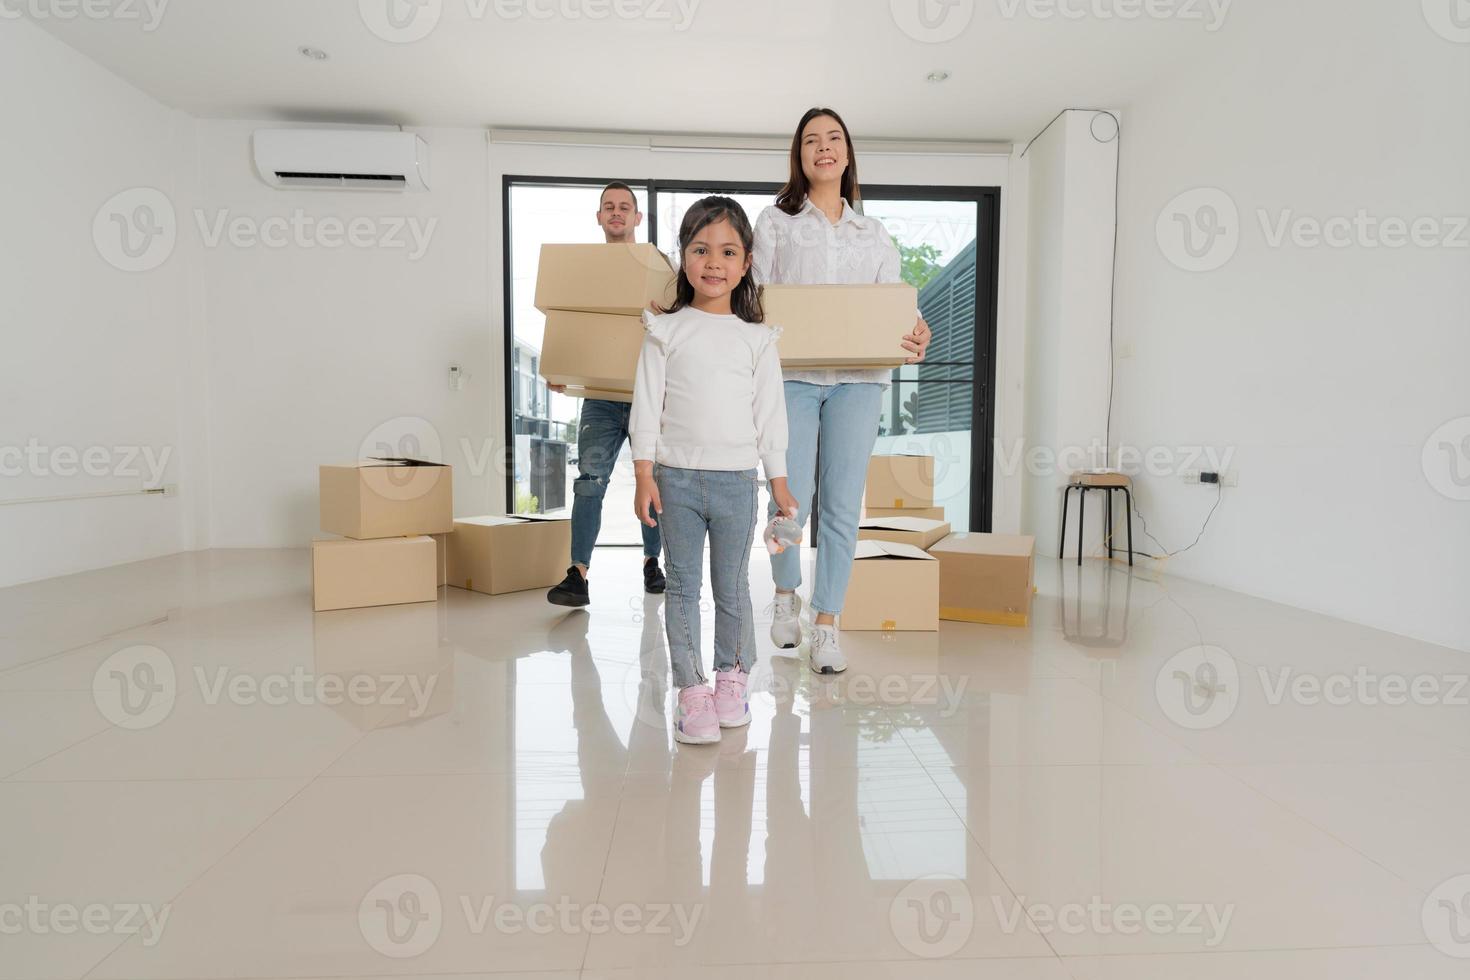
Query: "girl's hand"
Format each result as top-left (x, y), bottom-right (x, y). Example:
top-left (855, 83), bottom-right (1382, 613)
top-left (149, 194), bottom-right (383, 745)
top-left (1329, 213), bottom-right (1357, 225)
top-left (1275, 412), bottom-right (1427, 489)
top-left (903, 315), bottom-right (931, 364)
top-left (770, 477), bottom-right (798, 519)
top-left (634, 472), bottom-right (662, 528)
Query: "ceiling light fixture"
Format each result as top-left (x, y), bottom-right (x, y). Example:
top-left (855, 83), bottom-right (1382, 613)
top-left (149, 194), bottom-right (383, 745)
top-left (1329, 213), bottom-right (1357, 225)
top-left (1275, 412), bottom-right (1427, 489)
top-left (926, 70), bottom-right (951, 83)
top-left (299, 46), bottom-right (329, 61)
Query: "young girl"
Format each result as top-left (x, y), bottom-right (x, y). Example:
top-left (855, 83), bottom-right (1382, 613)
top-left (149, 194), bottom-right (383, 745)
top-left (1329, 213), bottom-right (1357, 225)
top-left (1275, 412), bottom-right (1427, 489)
top-left (630, 197), bottom-right (799, 745)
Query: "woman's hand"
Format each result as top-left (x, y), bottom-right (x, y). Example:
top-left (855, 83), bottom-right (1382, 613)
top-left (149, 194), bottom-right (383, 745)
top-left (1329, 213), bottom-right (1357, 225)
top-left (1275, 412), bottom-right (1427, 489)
top-left (770, 477), bottom-right (798, 519)
top-left (633, 463), bottom-right (661, 528)
top-left (903, 315), bottom-right (931, 364)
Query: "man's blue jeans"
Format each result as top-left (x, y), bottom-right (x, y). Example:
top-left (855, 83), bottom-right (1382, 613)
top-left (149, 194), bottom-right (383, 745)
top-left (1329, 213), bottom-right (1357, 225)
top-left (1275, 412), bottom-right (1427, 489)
top-left (571, 398), bottom-right (660, 567)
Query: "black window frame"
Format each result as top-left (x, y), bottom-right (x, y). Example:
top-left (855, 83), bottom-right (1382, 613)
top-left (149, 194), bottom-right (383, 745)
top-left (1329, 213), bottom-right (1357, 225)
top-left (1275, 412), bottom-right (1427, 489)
top-left (501, 175), bottom-right (1001, 533)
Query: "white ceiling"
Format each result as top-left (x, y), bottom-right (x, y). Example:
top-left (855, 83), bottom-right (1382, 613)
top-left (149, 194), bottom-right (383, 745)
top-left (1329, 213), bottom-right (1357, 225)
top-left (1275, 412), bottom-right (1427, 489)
top-left (28, 0), bottom-right (1236, 141)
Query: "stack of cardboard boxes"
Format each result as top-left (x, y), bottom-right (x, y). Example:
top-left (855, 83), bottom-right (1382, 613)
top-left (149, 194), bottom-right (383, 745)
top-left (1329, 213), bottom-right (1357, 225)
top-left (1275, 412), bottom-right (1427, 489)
top-left (313, 458), bottom-right (453, 612)
top-left (535, 243), bottom-right (678, 401)
top-left (842, 453), bottom-right (1038, 633)
top-left (311, 458), bottom-right (572, 611)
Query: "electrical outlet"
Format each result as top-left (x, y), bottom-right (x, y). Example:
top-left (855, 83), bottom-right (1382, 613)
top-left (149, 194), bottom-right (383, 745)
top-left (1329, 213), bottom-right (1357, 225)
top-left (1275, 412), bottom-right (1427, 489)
top-left (1183, 471), bottom-right (1200, 485)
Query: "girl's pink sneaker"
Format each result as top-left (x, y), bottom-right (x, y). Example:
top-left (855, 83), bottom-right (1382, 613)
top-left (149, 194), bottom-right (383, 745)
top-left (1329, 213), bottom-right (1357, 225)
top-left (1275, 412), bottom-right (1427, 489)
top-left (714, 669), bottom-right (751, 728)
top-left (674, 686), bottom-right (720, 744)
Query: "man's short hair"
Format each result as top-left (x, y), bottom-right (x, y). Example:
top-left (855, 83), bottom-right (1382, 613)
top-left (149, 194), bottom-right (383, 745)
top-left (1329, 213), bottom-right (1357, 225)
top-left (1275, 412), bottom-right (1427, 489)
top-left (600, 181), bottom-right (639, 210)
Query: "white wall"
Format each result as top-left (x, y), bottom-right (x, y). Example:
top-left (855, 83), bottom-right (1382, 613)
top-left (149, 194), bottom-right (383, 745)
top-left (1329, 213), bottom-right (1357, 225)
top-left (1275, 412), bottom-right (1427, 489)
top-left (194, 121), bottom-right (494, 547)
top-left (0, 19), bottom-right (201, 588)
top-left (1019, 111), bottom-right (1120, 558)
top-left (1111, 4), bottom-right (1470, 651)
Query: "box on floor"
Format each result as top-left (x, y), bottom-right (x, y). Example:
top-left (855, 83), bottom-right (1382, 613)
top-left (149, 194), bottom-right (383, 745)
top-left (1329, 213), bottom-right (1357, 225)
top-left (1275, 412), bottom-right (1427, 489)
top-left (865, 453), bottom-right (936, 511)
top-left (929, 532), bottom-right (1036, 627)
top-left (762, 284), bottom-right (916, 369)
top-left (839, 540), bottom-right (939, 632)
top-left (311, 535), bottom-right (439, 613)
top-left (320, 458), bottom-right (453, 540)
top-left (447, 515), bottom-right (572, 595)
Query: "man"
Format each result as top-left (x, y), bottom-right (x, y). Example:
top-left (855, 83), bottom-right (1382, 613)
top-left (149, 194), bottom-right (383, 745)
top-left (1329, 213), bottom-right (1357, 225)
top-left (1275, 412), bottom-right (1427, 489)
top-left (546, 182), bottom-right (666, 607)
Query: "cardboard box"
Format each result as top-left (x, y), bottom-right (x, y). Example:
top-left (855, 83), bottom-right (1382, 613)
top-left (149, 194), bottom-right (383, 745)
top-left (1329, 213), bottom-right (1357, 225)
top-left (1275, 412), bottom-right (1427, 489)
top-left (539, 310), bottom-right (644, 397)
top-left (320, 458), bottom-right (453, 540)
top-left (865, 504), bottom-right (946, 521)
top-left (839, 540), bottom-right (939, 632)
top-left (311, 535), bottom-right (438, 613)
top-left (534, 243), bottom-right (677, 315)
top-left (762, 284), bottom-right (916, 369)
top-left (866, 454), bottom-right (935, 510)
top-left (857, 515), bottom-right (951, 551)
top-left (930, 532), bottom-right (1036, 627)
top-left (446, 515), bottom-right (572, 595)
top-left (557, 385), bottom-right (634, 404)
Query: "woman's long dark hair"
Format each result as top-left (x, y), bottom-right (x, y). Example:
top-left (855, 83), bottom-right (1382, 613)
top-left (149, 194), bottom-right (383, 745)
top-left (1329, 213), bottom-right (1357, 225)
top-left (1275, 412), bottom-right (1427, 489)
top-left (659, 196), bottom-right (764, 324)
top-left (775, 106), bottom-right (861, 217)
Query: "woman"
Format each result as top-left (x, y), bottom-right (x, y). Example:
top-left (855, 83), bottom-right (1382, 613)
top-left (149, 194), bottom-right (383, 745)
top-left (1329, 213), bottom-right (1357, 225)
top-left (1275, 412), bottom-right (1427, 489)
top-left (753, 106), bottom-right (931, 674)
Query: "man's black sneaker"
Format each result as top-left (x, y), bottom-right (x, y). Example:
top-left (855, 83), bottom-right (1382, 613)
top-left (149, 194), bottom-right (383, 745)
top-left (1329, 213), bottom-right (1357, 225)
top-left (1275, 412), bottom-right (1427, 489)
top-left (547, 566), bottom-right (590, 607)
top-left (643, 558), bottom-right (666, 594)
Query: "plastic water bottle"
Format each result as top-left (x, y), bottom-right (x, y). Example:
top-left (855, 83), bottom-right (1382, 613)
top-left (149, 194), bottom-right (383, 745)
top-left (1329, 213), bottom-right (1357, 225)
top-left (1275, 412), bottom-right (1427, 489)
top-left (763, 508), bottom-right (802, 555)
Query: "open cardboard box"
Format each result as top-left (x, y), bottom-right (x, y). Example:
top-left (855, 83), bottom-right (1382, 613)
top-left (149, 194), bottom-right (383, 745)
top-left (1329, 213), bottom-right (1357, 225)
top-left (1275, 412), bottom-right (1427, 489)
top-left (857, 515), bottom-right (951, 551)
top-left (839, 540), bottom-right (939, 632)
top-left (320, 458), bottom-right (453, 540)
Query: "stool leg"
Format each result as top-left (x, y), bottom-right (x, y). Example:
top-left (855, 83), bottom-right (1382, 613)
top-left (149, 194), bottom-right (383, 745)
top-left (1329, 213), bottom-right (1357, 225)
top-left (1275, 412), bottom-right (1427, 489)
top-left (1106, 488), bottom-right (1114, 560)
top-left (1077, 487), bottom-right (1085, 567)
top-left (1059, 486), bottom-right (1071, 560)
top-left (1124, 486), bottom-right (1135, 567)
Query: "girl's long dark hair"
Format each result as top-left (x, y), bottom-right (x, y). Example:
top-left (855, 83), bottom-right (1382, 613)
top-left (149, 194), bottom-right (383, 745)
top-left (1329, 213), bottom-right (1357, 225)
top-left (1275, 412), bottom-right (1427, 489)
top-left (659, 196), bottom-right (764, 323)
top-left (775, 106), bottom-right (861, 217)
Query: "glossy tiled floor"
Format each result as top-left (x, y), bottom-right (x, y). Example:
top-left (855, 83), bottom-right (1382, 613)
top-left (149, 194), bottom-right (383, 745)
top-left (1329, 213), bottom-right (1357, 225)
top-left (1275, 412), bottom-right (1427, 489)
top-left (3, 547), bottom-right (1469, 979)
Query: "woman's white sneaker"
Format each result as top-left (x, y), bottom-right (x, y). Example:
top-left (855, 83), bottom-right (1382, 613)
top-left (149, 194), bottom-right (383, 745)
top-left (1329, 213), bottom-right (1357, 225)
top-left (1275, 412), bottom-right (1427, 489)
top-left (808, 624), bottom-right (847, 674)
top-left (771, 591), bottom-right (803, 649)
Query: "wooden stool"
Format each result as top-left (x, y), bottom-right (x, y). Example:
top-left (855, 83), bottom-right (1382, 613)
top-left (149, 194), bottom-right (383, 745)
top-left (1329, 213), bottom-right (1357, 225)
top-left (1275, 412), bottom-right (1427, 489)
top-left (1060, 473), bottom-right (1134, 566)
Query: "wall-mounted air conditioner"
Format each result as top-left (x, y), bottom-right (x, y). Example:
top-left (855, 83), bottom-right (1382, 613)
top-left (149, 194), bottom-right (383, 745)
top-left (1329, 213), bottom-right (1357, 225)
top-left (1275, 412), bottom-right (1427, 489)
top-left (252, 129), bottom-right (430, 191)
